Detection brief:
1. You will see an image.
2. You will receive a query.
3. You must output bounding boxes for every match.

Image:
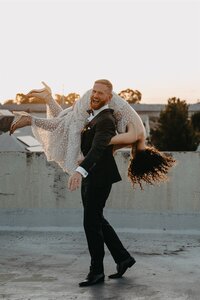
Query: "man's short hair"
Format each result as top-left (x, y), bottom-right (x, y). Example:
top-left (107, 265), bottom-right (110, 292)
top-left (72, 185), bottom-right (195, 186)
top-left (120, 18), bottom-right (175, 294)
top-left (94, 79), bottom-right (113, 93)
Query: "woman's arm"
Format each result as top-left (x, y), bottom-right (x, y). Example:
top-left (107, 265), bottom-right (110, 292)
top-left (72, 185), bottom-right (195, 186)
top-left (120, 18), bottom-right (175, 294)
top-left (110, 123), bottom-right (137, 145)
top-left (46, 95), bottom-right (63, 118)
top-left (32, 116), bottom-right (63, 132)
top-left (110, 123), bottom-right (146, 150)
top-left (26, 82), bottom-right (63, 118)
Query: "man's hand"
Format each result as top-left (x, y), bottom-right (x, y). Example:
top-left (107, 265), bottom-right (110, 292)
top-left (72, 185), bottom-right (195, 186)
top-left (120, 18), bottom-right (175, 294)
top-left (68, 172), bottom-right (82, 192)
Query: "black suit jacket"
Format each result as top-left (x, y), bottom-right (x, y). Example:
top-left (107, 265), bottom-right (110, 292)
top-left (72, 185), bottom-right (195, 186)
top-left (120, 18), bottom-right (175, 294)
top-left (80, 109), bottom-right (122, 187)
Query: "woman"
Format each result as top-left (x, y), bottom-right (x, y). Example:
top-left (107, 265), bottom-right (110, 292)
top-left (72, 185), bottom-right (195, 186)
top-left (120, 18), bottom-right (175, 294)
top-left (10, 82), bottom-right (175, 188)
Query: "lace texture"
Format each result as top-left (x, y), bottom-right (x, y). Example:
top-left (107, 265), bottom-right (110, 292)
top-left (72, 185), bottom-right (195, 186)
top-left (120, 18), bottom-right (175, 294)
top-left (31, 90), bottom-right (145, 174)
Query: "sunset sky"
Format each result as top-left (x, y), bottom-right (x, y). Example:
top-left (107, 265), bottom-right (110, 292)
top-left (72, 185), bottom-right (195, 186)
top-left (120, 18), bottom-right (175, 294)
top-left (0, 0), bottom-right (199, 104)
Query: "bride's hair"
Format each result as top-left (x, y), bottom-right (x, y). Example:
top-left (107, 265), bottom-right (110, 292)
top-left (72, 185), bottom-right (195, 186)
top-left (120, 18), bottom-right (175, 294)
top-left (94, 79), bottom-right (113, 92)
top-left (128, 144), bottom-right (176, 189)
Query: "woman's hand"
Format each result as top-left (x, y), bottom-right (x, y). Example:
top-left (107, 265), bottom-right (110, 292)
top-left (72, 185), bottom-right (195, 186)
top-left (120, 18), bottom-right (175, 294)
top-left (9, 113), bottom-right (32, 135)
top-left (26, 82), bottom-right (52, 103)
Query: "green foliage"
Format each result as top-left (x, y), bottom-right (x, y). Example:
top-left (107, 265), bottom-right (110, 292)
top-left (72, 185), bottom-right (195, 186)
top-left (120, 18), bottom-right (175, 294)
top-left (191, 111), bottom-right (200, 147)
top-left (151, 97), bottom-right (198, 151)
top-left (191, 111), bottom-right (200, 132)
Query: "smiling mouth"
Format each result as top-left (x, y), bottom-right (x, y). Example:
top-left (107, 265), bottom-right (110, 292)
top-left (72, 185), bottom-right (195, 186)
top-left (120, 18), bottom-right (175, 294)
top-left (92, 99), bottom-right (100, 104)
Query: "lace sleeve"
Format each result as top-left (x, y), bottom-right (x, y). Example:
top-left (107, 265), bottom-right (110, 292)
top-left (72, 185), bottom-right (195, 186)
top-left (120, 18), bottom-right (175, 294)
top-left (46, 96), bottom-right (63, 118)
top-left (31, 90), bottom-right (91, 175)
top-left (32, 116), bottom-right (64, 132)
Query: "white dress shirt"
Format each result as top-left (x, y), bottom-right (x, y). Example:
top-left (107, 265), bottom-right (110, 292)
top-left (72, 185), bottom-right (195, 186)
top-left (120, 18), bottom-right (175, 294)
top-left (76, 104), bottom-right (109, 177)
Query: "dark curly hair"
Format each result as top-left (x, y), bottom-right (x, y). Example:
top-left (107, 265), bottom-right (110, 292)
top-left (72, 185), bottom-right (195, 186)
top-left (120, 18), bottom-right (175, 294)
top-left (128, 145), bottom-right (176, 189)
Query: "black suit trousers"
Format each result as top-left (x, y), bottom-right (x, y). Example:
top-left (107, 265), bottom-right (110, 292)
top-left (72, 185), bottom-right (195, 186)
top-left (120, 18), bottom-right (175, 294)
top-left (81, 179), bottom-right (130, 274)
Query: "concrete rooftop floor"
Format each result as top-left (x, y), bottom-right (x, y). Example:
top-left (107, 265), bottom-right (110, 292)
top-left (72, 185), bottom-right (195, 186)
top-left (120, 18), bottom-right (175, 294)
top-left (0, 230), bottom-right (200, 300)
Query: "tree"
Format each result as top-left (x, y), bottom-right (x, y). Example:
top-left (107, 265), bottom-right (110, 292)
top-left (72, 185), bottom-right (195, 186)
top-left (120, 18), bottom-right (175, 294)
top-left (55, 93), bottom-right (80, 105)
top-left (4, 93), bottom-right (42, 104)
top-left (65, 93), bottom-right (80, 105)
top-left (118, 88), bottom-right (142, 103)
top-left (3, 99), bottom-right (15, 105)
top-left (3, 92), bottom-right (80, 105)
top-left (191, 111), bottom-right (200, 132)
top-left (15, 93), bottom-right (29, 104)
top-left (150, 97), bottom-right (198, 151)
top-left (191, 111), bottom-right (200, 147)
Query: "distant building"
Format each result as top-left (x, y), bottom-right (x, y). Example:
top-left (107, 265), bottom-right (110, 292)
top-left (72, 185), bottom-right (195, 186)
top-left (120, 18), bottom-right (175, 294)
top-left (1, 102), bottom-right (199, 140)
top-left (130, 103), bottom-right (200, 118)
top-left (1, 102), bottom-right (199, 117)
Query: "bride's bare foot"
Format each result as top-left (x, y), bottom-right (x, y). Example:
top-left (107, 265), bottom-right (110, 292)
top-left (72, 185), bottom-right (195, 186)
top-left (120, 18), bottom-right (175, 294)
top-left (26, 81), bottom-right (52, 102)
top-left (9, 113), bottom-right (32, 135)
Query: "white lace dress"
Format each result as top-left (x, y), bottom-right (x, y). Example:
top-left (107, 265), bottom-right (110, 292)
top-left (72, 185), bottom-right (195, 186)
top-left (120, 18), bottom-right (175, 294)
top-left (31, 90), bottom-right (145, 174)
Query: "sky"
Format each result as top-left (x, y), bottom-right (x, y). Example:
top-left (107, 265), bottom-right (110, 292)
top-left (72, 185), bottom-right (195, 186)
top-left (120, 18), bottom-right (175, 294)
top-left (0, 0), bottom-right (199, 104)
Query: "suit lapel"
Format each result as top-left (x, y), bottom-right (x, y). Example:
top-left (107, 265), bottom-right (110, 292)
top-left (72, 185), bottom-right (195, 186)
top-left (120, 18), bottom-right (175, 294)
top-left (88, 109), bottom-right (114, 127)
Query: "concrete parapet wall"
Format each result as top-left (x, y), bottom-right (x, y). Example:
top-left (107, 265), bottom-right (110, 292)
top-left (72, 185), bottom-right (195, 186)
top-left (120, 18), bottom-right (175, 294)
top-left (0, 151), bottom-right (200, 230)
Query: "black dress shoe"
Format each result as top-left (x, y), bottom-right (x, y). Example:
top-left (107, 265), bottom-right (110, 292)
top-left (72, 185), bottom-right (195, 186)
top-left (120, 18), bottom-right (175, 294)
top-left (109, 256), bottom-right (136, 279)
top-left (79, 273), bottom-right (105, 287)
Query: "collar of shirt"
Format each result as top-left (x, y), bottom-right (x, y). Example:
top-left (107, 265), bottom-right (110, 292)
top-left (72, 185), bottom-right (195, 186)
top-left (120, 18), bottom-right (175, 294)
top-left (87, 104), bottom-right (109, 122)
top-left (93, 104), bottom-right (109, 116)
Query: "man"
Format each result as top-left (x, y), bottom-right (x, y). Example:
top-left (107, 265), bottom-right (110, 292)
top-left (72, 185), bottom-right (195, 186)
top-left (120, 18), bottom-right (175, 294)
top-left (68, 79), bottom-right (135, 287)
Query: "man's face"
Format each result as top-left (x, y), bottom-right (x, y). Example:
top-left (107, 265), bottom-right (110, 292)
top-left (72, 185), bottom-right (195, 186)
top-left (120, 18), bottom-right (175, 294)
top-left (90, 83), bottom-right (112, 110)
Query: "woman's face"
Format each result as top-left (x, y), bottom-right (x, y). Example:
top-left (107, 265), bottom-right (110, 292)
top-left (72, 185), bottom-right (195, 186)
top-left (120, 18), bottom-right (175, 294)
top-left (90, 83), bottom-right (112, 110)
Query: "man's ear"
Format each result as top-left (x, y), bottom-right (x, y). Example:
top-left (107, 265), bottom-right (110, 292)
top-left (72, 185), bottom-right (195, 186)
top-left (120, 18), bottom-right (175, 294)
top-left (108, 93), bottom-right (113, 101)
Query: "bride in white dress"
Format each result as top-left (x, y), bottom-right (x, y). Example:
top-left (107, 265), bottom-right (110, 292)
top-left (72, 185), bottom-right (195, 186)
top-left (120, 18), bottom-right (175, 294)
top-left (10, 80), bottom-right (175, 188)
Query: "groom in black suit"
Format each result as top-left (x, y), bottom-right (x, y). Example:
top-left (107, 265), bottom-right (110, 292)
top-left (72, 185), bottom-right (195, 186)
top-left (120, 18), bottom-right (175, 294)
top-left (68, 79), bottom-right (135, 287)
